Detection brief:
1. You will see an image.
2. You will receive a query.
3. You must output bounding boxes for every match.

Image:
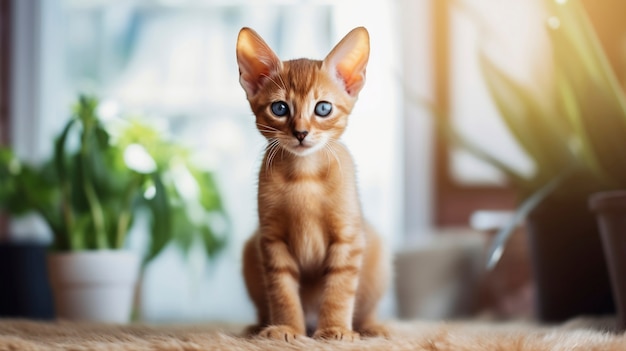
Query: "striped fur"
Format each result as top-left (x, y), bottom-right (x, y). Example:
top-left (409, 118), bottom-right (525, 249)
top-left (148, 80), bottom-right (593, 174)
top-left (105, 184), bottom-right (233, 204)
top-left (237, 27), bottom-right (390, 342)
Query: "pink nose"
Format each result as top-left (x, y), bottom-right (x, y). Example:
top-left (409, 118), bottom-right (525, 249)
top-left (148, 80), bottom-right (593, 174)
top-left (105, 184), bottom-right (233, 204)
top-left (293, 130), bottom-right (308, 142)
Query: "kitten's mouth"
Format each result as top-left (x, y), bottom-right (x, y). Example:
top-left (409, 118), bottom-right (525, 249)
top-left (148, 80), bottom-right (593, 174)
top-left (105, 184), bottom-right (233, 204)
top-left (285, 139), bottom-right (321, 156)
top-left (297, 141), bottom-right (312, 148)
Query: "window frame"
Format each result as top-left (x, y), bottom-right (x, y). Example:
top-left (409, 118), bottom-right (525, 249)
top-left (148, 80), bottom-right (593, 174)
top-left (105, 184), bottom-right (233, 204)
top-left (0, 0), bottom-right (10, 145)
top-left (431, 0), bottom-right (516, 227)
top-left (0, 0), bottom-right (11, 239)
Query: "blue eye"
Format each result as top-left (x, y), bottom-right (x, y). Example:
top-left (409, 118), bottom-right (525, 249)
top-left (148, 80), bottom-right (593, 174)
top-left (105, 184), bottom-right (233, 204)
top-left (271, 101), bottom-right (289, 117)
top-left (314, 101), bottom-right (332, 117)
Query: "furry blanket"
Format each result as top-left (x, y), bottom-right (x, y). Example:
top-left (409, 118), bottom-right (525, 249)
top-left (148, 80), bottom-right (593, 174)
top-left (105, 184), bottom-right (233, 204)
top-left (0, 318), bottom-right (624, 351)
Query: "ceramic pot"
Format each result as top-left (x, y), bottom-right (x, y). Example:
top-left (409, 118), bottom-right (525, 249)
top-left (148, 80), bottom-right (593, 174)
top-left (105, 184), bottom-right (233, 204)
top-left (395, 232), bottom-right (485, 319)
top-left (590, 190), bottom-right (626, 330)
top-left (47, 250), bottom-right (140, 323)
top-left (526, 197), bottom-right (614, 322)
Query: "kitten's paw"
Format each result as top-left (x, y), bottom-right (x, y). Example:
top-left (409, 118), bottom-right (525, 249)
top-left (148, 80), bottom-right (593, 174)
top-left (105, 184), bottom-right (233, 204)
top-left (313, 327), bottom-right (360, 341)
top-left (357, 324), bottom-right (390, 339)
top-left (258, 325), bottom-right (303, 342)
top-left (243, 324), bottom-right (264, 337)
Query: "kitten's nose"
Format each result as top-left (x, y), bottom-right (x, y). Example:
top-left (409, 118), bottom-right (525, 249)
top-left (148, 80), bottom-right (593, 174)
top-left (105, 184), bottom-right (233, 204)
top-left (293, 130), bottom-right (308, 142)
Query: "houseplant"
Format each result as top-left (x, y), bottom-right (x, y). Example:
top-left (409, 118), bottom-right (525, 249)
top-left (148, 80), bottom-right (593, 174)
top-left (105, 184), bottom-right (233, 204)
top-left (0, 95), bottom-right (228, 322)
top-left (429, 0), bottom-right (626, 322)
top-left (552, 0), bottom-right (626, 330)
top-left (514, 0), bottom-right (626, 324)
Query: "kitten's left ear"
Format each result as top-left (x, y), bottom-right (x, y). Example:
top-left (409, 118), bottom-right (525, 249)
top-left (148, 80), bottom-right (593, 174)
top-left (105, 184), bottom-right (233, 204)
top-left (323, 27), bottom-right (370, 97)
top-left (236, 27), bottom-right (282, 98)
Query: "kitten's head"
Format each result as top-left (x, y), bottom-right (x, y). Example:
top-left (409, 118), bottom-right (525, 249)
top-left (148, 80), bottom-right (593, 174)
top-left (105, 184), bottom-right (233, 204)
top-left (236, 27), bottom-right (369, 157)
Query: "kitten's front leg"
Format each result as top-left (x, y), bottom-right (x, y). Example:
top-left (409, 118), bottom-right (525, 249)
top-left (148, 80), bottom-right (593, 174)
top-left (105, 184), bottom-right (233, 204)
top-left (314, 237), bottom-right (364, 341)
top-left (258, 235), bottom-right (305, 341)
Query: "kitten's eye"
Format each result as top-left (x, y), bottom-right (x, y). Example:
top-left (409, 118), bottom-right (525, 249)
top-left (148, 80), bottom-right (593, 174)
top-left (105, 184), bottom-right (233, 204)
top-left (314, 101), bottom-right (332, 117)
top-left (271, 101), bottom-right (289, 117)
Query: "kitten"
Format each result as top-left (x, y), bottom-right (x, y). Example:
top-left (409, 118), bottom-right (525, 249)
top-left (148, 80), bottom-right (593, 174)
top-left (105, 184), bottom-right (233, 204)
top-left (237, 27), bottom-right (390, 342)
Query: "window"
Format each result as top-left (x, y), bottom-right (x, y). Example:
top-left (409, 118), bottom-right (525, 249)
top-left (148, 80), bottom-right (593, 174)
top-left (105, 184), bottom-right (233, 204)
top-left (0, 0), bottom-right (10, 239)
top-left (0, 0), bottom-right (9, 146)
top-left (14, 0), bottom-right (403, 322)
top-left (431, 0), bottom-right (551, 226)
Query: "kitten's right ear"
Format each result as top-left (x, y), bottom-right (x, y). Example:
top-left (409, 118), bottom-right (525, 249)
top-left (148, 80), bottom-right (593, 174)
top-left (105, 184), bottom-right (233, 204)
top-left (323, 27), bottom-right (370, 97)
top-left (236, 28), bottom-right (282, 98)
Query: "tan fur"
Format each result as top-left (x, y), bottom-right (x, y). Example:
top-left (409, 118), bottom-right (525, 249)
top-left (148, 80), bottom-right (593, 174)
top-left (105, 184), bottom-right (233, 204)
top-left (2, 319), bottom-right (625, 350)
top-left (237, 27), bottom-right (391, 341)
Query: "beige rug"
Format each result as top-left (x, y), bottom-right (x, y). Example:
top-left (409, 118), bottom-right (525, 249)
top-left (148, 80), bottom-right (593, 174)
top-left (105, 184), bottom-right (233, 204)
top-left (0, 318), bottom-right (624, 350)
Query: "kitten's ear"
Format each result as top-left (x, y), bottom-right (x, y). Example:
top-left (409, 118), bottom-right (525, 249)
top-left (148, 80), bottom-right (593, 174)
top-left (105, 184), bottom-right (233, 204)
top-left (236, 27), bottom-right (282, 98)
top-left (323, 27), bottom-right (370, 97)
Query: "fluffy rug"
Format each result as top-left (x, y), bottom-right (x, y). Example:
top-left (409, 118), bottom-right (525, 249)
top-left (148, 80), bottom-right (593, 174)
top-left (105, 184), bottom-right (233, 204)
top-left (0, 318), bottom-right (624, 351)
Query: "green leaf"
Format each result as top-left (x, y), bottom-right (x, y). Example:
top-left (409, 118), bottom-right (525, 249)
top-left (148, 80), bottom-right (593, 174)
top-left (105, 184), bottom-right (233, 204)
top-left (545, 0), bottom-right (626, 120)
top-left (479, 51), bottom-right (574, 185)
top-left (486, 168), bottom-right (572, 269)
top-left (192, 170), bottom-right (223, 211)
top-left (144, 173), bottom-right (172, 264)
top-left (1, 94), bottom-right (229, 262)
top-left (53, 117), bottom-right (78, 250)
top-left (200, 224), bottom-right (226, 259)
top-left (547, 6), bottom-right (626, 186)
top-left (172, 206), bottom-right (196, 256)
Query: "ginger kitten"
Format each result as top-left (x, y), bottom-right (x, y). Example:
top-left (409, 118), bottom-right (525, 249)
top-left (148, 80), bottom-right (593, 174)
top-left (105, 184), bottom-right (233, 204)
top-left (237, 27), bottom-right (390, 341)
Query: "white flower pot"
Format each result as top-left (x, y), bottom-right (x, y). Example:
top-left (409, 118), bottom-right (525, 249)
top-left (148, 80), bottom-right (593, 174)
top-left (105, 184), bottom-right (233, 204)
top-left (47, 250), bottom-right (140, 323)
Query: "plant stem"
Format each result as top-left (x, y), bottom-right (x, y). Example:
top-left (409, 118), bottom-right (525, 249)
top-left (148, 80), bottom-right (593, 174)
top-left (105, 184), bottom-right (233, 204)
top-left (79, 117), bottom-right (108, 250)
top-left (116, 176), bottom-right (142, 249)
top-left (55, 118), bottom-right (77, 251)
top-left (83, 178), bottom-right (108, 249)
top-left (116, 211), bottom-right (132, 249)
top-left (60, 181), bottom-right (76, 250)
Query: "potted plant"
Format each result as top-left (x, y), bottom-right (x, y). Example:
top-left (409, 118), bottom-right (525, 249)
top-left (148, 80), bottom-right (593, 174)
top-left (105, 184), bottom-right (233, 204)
top-left (0, 95), bottom-right (228, 323)
top-left (427, 0), bottom-right (626, 322)
top-left (514, 0), bottom-right (626, 325)
top-left (549, 0), bottom-right (626, 331)
top-left (590, 191), bottom-right (626, 329)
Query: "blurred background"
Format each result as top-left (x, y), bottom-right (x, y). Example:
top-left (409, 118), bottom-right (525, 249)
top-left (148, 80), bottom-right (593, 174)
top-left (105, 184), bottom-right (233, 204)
top-left (1, 0), bottom-right (626, 326)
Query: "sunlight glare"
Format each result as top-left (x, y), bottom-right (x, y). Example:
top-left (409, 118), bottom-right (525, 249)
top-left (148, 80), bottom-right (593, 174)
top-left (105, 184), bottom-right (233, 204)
top-left (124, 144), bottom-right (157, 174)
top-left (96, 99), bottom-right (120, 122)
top-left (144, 185), bottom-right (156, 200)
top-left (171, 162), bottom-right (200, 202)
top-left (547, 16), bottom-right (561, 29)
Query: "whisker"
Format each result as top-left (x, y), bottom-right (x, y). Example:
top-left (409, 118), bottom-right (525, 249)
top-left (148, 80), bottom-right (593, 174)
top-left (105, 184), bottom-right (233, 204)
top-left (327, 140), bottom-right (344, 180)
top-left (257, 129), bottom-right (280, 135)
top-left (260, 73), bottom-right (284, 92)
top-left (280, 142), bottom-right (286, 160)
top-left (270, 142), bottom-right (282, 174)
top-left (264, 138), bottom-right (277, 150)
top-left (264, 139), bottom-right (281, 176)
top-left (256, 123), bottom-right (282, 137)
top-left (256, 123), bottom-right (282, 139)
top-left (264, 145), bottom-right (275, 176)
top-left (275, 73), bottom-right (287, 91)
top-left (256, 123), bottom-right (280, 132)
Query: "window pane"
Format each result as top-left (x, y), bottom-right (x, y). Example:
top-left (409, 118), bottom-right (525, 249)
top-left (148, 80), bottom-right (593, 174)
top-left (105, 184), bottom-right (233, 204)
top-left (448, 0), bottom-right (551, 185)
top-left (57, 0), bottom-right (402, 322)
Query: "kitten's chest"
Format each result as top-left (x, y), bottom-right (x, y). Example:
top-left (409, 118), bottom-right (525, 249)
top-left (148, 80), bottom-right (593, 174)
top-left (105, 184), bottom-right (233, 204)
top-left (291, 224), bottom-right (327, 272)
top-left (284, 181), bottom-right (330, 270)
top-left (259, 149), bottom-right (358, 270)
